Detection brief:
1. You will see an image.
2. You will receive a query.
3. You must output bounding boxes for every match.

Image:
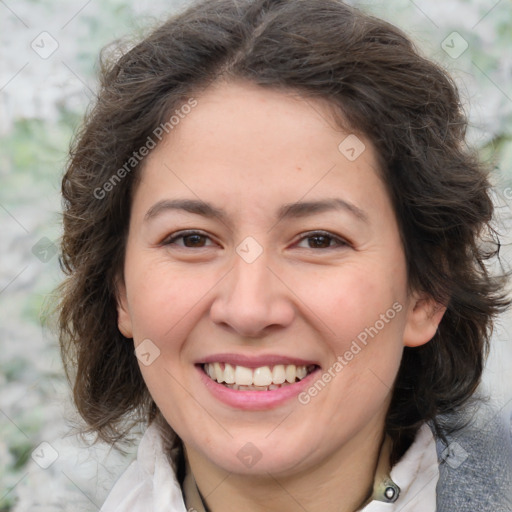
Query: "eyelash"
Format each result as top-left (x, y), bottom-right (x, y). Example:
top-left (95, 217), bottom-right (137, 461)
top-left (296, 231), bottom-right (350, 249)
top-left (162, 230), bottom-right (349, 250)
top-left (162, 230), bottom-right (217, 248)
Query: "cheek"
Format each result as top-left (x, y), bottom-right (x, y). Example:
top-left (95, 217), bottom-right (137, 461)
top-left (298, 260), bottom-right (408, 397)
top-left (125, 260), bottom-right (213, 342)
top-left (303, 262), bottom-right (407, 343)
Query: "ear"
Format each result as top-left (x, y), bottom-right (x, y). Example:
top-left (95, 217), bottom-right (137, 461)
top-left (403, 292), bottom-right (446, 348)
top-left (115, 275), bottom-right (134, 339)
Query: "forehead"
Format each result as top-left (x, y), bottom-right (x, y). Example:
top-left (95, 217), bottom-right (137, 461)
top-left (134, 80), bottom-right (391, 227)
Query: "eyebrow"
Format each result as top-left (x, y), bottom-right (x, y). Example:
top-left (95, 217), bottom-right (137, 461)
top-left (144, 199), bottom-right (229, 223)
top-left (277, 198), bottom-right (368, 223)
top-left (144, 198), bottom-right (368, 224)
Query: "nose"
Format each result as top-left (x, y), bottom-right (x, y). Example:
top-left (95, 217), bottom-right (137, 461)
top-left (209, 250), bottom-right (295, 338)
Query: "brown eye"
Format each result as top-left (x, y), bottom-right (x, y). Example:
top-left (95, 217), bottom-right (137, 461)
top-left (296, 231), bottom-right (349, 249)
top-left (163, 230), bottom-right (214, 248)
top-left (181, 234), bottom-right (207, 247)
top-left (307, 235), bottom-right (331, 248)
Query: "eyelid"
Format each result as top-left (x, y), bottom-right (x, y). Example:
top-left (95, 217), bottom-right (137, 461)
top-left (161, 229), bottom-right (219, 247)
top-left (293, 230), bottom-right (351, 249)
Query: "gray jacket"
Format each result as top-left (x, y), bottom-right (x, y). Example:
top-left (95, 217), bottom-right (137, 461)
top-left (434, 404), bottom-right (512, 511)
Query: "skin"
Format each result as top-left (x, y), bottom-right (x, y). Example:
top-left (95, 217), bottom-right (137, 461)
top-left (116, 80), bottom-right (444, 512)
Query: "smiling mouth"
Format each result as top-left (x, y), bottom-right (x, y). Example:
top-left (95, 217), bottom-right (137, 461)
top-left (202, 362), bottom-right (318, 391)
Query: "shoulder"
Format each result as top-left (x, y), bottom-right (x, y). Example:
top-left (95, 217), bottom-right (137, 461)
top-left (432, 402), bottom-right (512, 512)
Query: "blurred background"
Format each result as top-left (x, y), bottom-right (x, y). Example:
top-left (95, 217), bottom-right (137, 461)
top-left (1, 0), bottom-right (511, 510)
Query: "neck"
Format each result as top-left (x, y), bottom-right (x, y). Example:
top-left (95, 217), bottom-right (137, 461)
top-left (184, 419), bottom-right (386, 512)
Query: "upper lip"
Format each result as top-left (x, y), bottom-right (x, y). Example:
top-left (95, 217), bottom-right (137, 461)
top-left (198, 353), bottom-right (320, 368)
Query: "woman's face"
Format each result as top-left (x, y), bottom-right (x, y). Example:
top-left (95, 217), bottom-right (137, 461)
top-left (117, 80), bottom-right (441, 476)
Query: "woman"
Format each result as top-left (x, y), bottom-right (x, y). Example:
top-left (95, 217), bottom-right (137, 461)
top-left (58, 0), bottom-right (512, 510)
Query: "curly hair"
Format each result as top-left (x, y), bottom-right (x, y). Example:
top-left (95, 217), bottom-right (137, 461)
top-left (58, 0), bottom-right (509, 458)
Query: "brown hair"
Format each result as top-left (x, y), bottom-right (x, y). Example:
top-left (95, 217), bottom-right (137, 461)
top-left (59, 0), bottom-right (509, 456)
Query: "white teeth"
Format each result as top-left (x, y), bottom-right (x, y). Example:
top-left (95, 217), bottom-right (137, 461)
top-left (296, 366), bottom-right (308, 379)
top-left (234, 365), bottom-right (253, 386)
top-left (285, 364), bottom-right (296, 383)
top-left (214, 362), bottom-right (224, 383)
top-left (224, 382), bottom-right (294, 391)
top-left (224, 363), bottom-right (235, 384)
top-left (204, 363), bottom-right (312, 388)
top-left (253, 366), bottom-right (273, 386)
top-left (272, 365), bottom-right (286, 384)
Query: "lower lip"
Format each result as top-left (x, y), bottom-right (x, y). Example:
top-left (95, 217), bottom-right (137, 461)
top-left (197, 365), bottom-right (322, 410)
